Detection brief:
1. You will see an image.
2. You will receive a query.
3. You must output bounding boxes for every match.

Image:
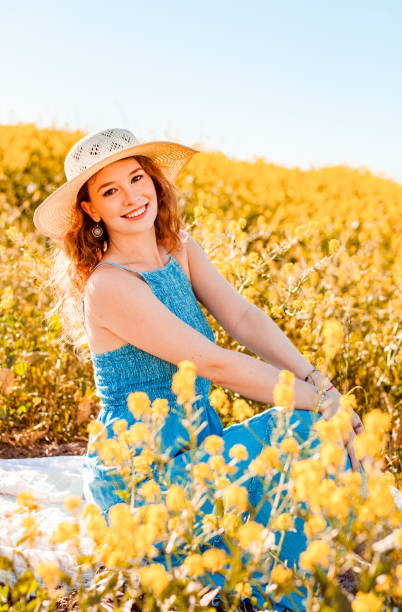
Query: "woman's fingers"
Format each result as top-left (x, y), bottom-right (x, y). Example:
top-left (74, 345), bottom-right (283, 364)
top-left (346, 430), bottom-right (361, 473)
top-left (351, 412), bottom-right (364, 434)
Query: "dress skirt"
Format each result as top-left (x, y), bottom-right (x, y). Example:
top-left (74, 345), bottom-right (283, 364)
top-left (83, 405), bottom-right (362, 611)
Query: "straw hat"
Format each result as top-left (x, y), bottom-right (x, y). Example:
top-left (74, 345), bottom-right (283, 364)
top-left (33, 127), bottom-right (200, 240)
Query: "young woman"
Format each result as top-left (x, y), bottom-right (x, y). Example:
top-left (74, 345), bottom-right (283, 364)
top-left (33, 127), bottom-right (364, 612)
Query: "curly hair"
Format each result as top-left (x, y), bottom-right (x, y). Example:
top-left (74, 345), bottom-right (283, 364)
top-left (45, 155), bottom-right (186, 356)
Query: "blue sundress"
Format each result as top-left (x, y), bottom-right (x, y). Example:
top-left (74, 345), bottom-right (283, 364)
top-left (80, 245), bottom-right (355, 611)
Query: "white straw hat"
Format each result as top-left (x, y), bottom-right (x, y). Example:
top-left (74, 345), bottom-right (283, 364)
top-left (33, 127), bottom-right (199, 240)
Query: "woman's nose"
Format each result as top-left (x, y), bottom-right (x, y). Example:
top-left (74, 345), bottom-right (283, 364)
top-left (121, 186), bottom-right (147, 206)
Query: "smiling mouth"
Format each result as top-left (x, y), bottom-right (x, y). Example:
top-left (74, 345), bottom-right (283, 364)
top-left (121, 203), bottom-right (149, 218)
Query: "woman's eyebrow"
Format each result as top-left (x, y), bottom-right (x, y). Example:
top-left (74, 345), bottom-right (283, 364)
top-left (97, 167), bottom-right (143, 192)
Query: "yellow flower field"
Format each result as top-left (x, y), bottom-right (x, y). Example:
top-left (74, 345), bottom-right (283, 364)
top-left (0, 124), bottom-right (401, 610)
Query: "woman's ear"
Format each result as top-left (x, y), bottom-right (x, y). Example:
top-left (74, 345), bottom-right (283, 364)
top-left (80, 199), bottom-right (100, 222)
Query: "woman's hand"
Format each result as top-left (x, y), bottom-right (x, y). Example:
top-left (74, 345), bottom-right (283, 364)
top-left (313, 382), bottom-right (365, 472)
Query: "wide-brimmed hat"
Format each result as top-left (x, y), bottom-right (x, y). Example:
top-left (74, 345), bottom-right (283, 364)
top-left (33, 127), bottom-right (200, 240)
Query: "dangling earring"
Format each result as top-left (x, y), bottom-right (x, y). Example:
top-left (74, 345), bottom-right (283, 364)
top-left (91, 221), bottom-right (104, 238)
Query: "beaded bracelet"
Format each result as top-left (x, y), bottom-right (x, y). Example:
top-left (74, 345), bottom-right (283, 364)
top-left (317, 383), bottom-right (335, 410)
top-left (304, 366), bottom-right (320, 385)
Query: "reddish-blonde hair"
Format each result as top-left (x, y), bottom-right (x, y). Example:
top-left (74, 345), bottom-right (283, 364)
top-left (46, 155), bottom-right (186, 355)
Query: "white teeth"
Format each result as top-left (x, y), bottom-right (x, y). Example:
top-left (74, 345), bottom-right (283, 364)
top-left (124, 204), bottom-right (147, 218)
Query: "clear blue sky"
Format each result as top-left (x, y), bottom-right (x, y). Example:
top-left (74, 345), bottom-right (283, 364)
top-left (1, 0), bottom-right (402, 183)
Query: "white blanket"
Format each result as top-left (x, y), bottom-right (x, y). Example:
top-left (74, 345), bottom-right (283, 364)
top-left (0, 455), bottom-right (94, 587)
top-left (1, 455), bottom-right (401, 590)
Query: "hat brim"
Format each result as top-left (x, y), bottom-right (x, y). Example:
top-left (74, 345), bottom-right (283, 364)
top-left (33, 140), bottom-right (199, 240)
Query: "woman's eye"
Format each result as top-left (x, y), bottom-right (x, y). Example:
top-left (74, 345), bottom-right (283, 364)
top-left (103, 188), bottom-right (115, 197)
top-left (103, 175), bottom-right (142, 197)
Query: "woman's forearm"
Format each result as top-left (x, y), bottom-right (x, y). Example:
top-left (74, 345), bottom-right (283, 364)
top-left (231, 302), bottom-right (321, 383)
top-left (211, 344), bottom-right (321, 410)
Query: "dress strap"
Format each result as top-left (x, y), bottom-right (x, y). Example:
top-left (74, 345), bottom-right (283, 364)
top-left (81, 246), bottom-right (170, 323)
top-left (90, 261), bottom-right (139, 274)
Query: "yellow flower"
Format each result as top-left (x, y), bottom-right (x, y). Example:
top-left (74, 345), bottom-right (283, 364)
top-left (0, 286), bottom-right (14, 310)
top-left (291, 459), bottom-right (325, 505)
top-left (166, 485), bottom-right (189, 511)
top-left (279, 369), bottom-right (295, 386)
top-left (280, 437), bottom-right (299, 455)
top-left (271, 305), bottom-right (283, 318)
top-left (132, 449), bottom-right (155, 477)
top-left (35, 561), bottom-right (61, 592)
top-left (338, 472), bottom-right (363, 498)
top-left (210, 388), bottom-right (230, 416)
top-left (299, 540), bottom-right (331, 571)
top-left (139, 563), bottom-right (170, 597)
top-left (322, 319), bottom-right (344, 359)
top-left (314, 419), bottom-right (339, 443)
top-left (351, 592), bottom-right (383, 612)
top-left (203, 513), bottom-right (219, 532)
top-left (394, 528), bottom-right (402, 548)
top-left (204, 434), bottom-right (224, 455)
top-left (271, 565), bottom-right (292, 584)
top-left (363, 409), bottom-right (391, 435)
top-left (304, 514), bottom-right (327, 538)
top-left (354, 431), bottom-right (383, 460)
top-left (320, 441), bottom-right (344, 469)
top-left (192, 462), bottom-right (213, 484)
top-left (171, 360), bottom-right (197, 404)
top-left (127, 391), bottom-right (151, 419)
top-left (222, 484), bottom-right (249, 513)
top-left (323, 485), bottom-right (350, 519)
top-left (50, 520), bottom-right (80, 544)
top-left (112, 419), bottom-right (128, 435)
top-left (375, 574), bottom-right (392, 593)
top-left (140, 480), bottom-right (161, 502)
top-left (125, 422), bottom-right (152, 446)
top-left (272, 513), bottom-right (293, 531)
top-left (232, 398), bottom-right (254, 421)
top-left (222, 512), bottom-right (241, 535)
top-left (339, 393), bottom-right (357, 413)
top-left (97, 439), bottom-right (126, 465)
top-left (63, 495), bottom-right (82, 512)
top-left (21, 514), bottom-right (41, 545)
top-left (362, 474), bottom-right (395, 519)
top-left (183, 553), bottom-right (204, 577)
top-left (202, 548), bottom-right (227, 572)
top-left (87, 419), bottom-right (105, 440)
top-left (151, 398), bottom-right (169, 424)
top-left (209, 454), bottom-right (230, 475)
top-left (229, 443), bottom-right (249, 461)
top-left (249, 446), bottom-right (280, 476)
top-left (283, 262), bottom-right (294, 276)
top-left (234, 582), bottom-right (252, 598)
top-left (237, 521), bottom-right (264, 549)
top-left (328, 239), bottom-right (340, 254)
top-left (273, 370), bottom-right (295, 410)
top-left (16, 490), bottom-right (40, 512)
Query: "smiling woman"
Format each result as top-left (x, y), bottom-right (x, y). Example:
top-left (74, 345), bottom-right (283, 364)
top-left (32, 127), bottom-right (365, 612)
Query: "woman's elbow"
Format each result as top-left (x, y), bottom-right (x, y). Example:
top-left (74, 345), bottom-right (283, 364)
top-left (203, 347), bottom-right (228, 386)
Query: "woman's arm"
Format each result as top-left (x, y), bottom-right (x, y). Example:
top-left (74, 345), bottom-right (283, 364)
top-left (230, 301), bottom-right (318, 384)
top-left (210, 345), bottom-right (322, 411)
top-left (184, 233), bottom-right (321, 386)
top-left (86, 265), bottom-right (322, 412)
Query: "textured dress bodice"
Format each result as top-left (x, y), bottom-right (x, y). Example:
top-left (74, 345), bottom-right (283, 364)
top-left (81, 249), bottom-right (223, 463)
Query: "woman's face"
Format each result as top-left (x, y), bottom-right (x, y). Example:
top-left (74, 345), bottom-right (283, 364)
top-left (81, 157), bottom-right (158, 236)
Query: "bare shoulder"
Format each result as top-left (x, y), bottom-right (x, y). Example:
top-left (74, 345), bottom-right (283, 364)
top-left (84, 263), bottom-right (151, 320)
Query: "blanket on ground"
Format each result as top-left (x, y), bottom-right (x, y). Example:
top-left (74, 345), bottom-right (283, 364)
top-left (1, 455), bottom-right (401, 590)
top-left (0, 455), bottom-right (94, 587)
